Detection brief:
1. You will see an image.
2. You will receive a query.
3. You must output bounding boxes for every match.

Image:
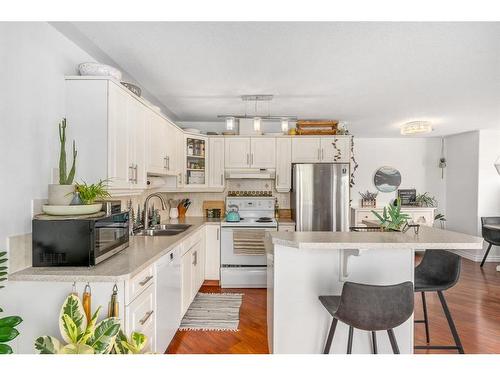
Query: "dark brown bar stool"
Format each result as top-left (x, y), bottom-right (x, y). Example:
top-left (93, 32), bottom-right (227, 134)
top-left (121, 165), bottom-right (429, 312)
top-left (480, 217), bottom-right (500, 267)
top-left (414, 249), bottom-right (464, 353)
top-left (319, 281), bottom-right (414, 354)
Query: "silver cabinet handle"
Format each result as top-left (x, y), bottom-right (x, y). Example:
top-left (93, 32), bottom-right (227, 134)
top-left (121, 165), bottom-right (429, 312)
top-left (139, 275), bottom-right (153, 286)
top-left (317, 148), bottom-right (321, 161)
top-left (139, 310), bottom-right (154, 325)
top-left (276, 174), bottom-right (280, 186)
top-left (246, 153), bottom-right (250, 165)
top-left (192, 250), bottom-right (198, 266)
top-left (220, 174), bottom-right (223, 186)
top-left (164, 155), bottom-right (168, 169)
top-left (251, 153), bottom-right (254, 165)
top-left (128, 165), bottom-right (134, 182)
top-left (216, 227), bottom-right (220, 241)
top-left (134, 164), bottom-right (138, 183)
top-left (321, 148), bottom-right (324, 160)
top-left (167, 156), bottom-right (170, 170)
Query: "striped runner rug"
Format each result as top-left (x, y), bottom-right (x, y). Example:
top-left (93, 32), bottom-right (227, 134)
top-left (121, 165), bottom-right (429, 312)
top-left (179, 293), bottom-right (244, 331)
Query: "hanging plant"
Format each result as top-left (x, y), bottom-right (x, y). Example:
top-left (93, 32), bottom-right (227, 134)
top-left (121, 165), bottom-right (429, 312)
top-left (350, 136), bottom-right (358, 188)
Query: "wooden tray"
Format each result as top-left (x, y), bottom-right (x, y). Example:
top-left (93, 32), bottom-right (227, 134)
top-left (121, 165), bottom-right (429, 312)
top-left (296, 120), bottom-right (338, 135)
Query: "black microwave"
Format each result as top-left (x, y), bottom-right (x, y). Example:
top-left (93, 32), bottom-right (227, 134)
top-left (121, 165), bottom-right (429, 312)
top-left (32, 211), bottom-right (129, 267)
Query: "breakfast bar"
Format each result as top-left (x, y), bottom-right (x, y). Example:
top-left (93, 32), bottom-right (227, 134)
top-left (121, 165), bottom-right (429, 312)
top-left (266, 227), bottom-right (483, 354)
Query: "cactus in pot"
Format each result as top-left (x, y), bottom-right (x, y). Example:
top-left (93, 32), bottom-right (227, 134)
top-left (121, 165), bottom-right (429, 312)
top-left (48, 118), bottom-right (78, 205)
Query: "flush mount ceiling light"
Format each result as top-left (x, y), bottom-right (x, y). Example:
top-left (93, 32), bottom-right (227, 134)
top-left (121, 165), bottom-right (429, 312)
top-left (219, 95), bottom-right (297, 131)
top-left (401, 121), bottom-right (433, 135)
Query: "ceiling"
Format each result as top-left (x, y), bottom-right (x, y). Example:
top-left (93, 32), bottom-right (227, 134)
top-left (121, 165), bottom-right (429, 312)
top-left (65, 22), bottom-right (500, 137)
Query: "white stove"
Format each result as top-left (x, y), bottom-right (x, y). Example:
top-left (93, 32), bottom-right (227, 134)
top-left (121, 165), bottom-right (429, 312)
top-left (220, 197), bottom-right (277, 288)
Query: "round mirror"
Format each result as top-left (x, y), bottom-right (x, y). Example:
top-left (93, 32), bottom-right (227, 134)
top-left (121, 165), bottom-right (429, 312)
top-left (374, 166), bottom-right (401, 193)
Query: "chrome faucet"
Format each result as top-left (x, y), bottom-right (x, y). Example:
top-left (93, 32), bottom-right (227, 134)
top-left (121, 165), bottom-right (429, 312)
top-left (143, 193), bottom-right (168, 230)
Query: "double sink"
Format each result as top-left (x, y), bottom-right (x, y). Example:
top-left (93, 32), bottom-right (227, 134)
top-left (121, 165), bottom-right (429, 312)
top-left (134, 224), bottom-right (192, 237)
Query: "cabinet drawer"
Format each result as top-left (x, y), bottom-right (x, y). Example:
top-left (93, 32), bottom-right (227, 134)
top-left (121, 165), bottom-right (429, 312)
top-left (125, 283), bottom-right (155, 349)
top-left (355, 211), bottom-right (379, 225)
top-left (181, 229), bottom-right (202, 256)
top-left (278, 224), bottom-right (295, 232)
top-left (127, 265), bottom-right (154, 304)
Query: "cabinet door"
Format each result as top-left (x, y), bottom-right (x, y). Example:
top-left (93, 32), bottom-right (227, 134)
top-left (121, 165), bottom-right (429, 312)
top-left (107, 84), bottom-right (131, 189)
top-left (181, 249), bottom-right (193, 317)
top-left (251, 138), bottom-right (276, 168)
top-left (125, 283), bottom-right (155, 352)
top-left (276, 138), bottom-right (292, 192)
top-left (291, 138), bottom-right (321, 163)
top-left (209, 138), bottom-right (225, 189)
top-left (204, 226), bottom-right (220, 280)
top-left (165, 122), bottom-right (179, 176)
top-left (225, 137), bottom-right (251, 168)
top-left (147, 113), bottom-right (168, 176)
top-left (321, 137), bottom-right (350, 163)
top-left (128, 98), bottom-right (147, 189)
top-left (175, 128), bottom-right (185, 187)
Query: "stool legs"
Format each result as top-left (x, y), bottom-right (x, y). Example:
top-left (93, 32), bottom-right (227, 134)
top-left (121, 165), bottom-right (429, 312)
top-left (480, 242), bottom-right (492, 267)
top-left (323, 318), bottom-right (338, 354)
top-left (438, 291), bottom-right (465, 354)
top-left (387, 329), bottom-right (400, 354)
top-left (347, 326), bottom-right (354, 354)
top-left (421, 292), bottom-right (430, 343)
top-left (371, 331), bottom-right (378, 354)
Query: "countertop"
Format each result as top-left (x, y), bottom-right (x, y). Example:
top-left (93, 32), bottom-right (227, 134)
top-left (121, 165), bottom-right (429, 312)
top-left (9, 217), bottom-right (221, 283)
top-left (270, 225), bottom-right (483, 250)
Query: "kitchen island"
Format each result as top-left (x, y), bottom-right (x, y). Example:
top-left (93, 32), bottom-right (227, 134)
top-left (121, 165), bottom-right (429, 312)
top-left (266, 226), bottom-right (483, 354)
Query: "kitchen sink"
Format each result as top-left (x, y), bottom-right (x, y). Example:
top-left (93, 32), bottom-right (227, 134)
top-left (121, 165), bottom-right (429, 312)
top-left (134, 224), bottom-right (191, 236)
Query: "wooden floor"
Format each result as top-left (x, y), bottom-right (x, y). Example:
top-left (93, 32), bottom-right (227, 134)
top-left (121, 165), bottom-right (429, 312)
top-left (166, 257), bottom-right (500, 354)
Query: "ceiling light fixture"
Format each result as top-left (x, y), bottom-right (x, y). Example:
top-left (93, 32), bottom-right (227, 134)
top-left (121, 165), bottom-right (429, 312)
top-left (401, 121), bottom-right (433, 135)
top-left (225, 117), bottom-right (235, 130)
top-left (217, 95), bottom-right (297, 125)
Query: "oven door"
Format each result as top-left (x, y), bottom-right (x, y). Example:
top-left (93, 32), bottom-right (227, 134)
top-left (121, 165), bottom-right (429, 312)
top-left (221, 226), bottom-right (276, 266)
top-left (93, 212), bottom-right (130, 264)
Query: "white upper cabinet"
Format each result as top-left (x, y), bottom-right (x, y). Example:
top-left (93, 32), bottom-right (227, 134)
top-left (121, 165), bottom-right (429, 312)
top-left (147, 112), bottom-right (168, 176)
top-left (165, 122), bottom-right (180, 175)
top-left (225, 137), bottom-right (251, 168)
top-left (184, 134), bottom-right (208, 187)
top-left (209, 137), bottom-right (225, 189)
top-left (292, 136), bottom-right (351, 163)
top-left (225, 137), bottom-right (276, 169)
top-left (251, 138), bottom-right (276, 168)
top-left (276, 138), bottom-right (292, 192)
top-left (291, 137), bottom-right (321, 162)
top-left (320, 137), bottom-right (350, 163)
top-left (126, 96), bottom-right (147, 189)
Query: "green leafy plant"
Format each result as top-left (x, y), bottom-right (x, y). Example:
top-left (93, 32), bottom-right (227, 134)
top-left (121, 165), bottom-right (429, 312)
top-left (415, 192), bottom-right (437, 207)
top-left (34, 294), bottom-right (147, 354)
top-left (58, 118), bottom-right (77, 185)
top-left (0, 251), bottom-right (23, 354)
top-left (435, 213), bottom-right (446, 222)
top-left (359, 190), bottom-right (378, 200)
top-left (114, 331), bottom-right (147, 354)
top-left (372, 197), bottom-right (411, 231)
top-left (75, 180), bottom-right (111, 204)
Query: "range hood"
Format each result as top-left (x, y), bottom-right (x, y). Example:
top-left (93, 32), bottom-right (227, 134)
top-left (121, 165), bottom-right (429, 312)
top-left (225, 168), bottom-right (276, 179)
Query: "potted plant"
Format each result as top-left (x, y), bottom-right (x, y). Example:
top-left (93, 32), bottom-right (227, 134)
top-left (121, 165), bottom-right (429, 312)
top-left (34, 294), bottom-right (147, 354)
top-left (74, 180), bottom-right (111, 205)
top-left (48, 118), bottom-right (77, 205)
top-left (359, 190), bottom-right (378, 207)
top-left (0, 251), bottom-right (23, 354)
top-left (372, 198), bottom-right (411, 231)
top-left (415, 192), bottom-right (437, 207)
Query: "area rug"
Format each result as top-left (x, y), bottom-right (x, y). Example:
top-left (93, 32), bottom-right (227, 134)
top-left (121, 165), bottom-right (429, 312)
top-left (179, 293), bottom-right (244, 331)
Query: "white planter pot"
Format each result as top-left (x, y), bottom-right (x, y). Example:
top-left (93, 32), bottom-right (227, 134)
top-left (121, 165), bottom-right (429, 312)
top-left (48, 184), bottom-right (75, 205)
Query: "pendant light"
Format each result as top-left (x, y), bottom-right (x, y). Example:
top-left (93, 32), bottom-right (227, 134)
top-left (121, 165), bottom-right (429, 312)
top-left (225, 117), bottom-right (235, 130)
top-left (281, 118), bottom-right (289, 133)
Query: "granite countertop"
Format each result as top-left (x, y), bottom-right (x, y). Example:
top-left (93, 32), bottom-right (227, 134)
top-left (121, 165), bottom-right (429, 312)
top-left (270, 225), bottom-right (483, 250)
top-left (9, 217), bottom-right (221, 283)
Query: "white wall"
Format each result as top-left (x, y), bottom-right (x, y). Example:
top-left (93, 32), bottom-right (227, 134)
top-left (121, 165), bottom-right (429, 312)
top-left (352, 138), bottom-right (446, 213)
top-left (0, 23), bottom-right (97, 261)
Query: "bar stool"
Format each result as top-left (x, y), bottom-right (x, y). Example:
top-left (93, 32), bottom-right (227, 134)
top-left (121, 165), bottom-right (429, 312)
top-left (319, 281), bottom-right (414, 354)
top-left (480, 217), bottom-right (500, 267)
top-left (414, 249), bottom-right (464, 353)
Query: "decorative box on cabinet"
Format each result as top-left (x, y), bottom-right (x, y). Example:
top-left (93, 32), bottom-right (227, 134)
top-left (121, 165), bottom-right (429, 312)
top-left (350, 207), bottom-right (436, 227)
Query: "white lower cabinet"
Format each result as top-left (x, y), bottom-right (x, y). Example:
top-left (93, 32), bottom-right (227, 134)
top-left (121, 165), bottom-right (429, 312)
top-left (278, 223), bottom-right (295, 232)
top-left (125, 283), bottom-right (156, 353)
top-left (204, 225), bottom-right (221, 281)
top-left (180, 229), bottom-right (206, 316)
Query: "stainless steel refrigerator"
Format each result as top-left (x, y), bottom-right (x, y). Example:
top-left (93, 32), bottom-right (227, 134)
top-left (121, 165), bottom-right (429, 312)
top-left (291, 163), bottom-right (350, 231)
